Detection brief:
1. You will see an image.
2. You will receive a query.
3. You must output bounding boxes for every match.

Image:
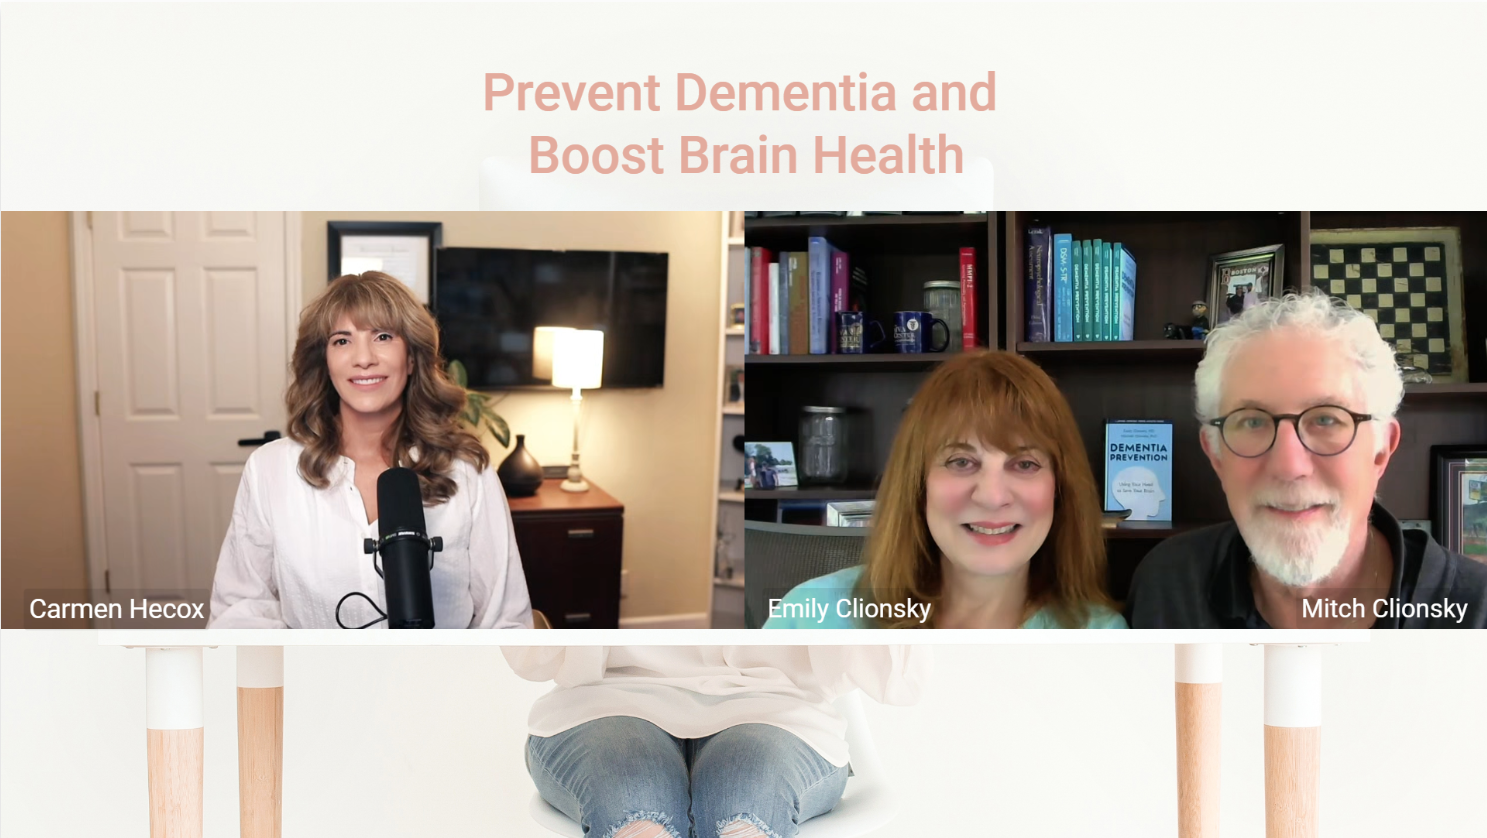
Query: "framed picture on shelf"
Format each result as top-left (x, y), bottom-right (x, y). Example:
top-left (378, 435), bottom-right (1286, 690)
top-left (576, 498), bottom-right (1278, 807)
top-left (1430, 444), bottom-right (1487, 561)
top-left (1311, 227), bottom-right (1468, 383)
top-left (724, 365), bottom-right (744, 406)
top-left (328, 220), bottom-right (443, 305)
top-left (1207, 244), bottom-right (1284, 326)
top-left (729, 302), bottom-right (747, 327)
top-left (743, 441), bottom-right (797, 489)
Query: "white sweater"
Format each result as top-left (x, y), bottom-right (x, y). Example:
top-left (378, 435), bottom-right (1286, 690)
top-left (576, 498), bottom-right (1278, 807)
top-left (502, 646), bottom-right (929, 766)
top-left (208, 438), bottom-right (532, 629)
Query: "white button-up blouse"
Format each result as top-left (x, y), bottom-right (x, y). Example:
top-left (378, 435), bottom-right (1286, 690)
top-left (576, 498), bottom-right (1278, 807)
top-left (208, 438), bottom-right (532, 629)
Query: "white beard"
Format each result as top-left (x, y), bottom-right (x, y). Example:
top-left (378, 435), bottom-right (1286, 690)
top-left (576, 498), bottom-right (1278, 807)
top-left (1239, 486), bottom-right (1354, 588)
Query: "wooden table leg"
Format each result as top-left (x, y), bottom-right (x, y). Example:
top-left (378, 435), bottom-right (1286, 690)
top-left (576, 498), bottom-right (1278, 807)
top-left (145, 647), bottom-right (203, 838)
top-left (237, 646), bottom-right (284, 838)
top-left (1264, 645), bottom-right (1321, 838)
top-left (1175, 644), bottom-right (1221, 838)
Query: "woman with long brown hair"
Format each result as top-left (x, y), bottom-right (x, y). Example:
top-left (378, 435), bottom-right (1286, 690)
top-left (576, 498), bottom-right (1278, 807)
top-left (208, 272), bottom-right (532, 628)
top-left (765, 350), bottom-right (1124, 629)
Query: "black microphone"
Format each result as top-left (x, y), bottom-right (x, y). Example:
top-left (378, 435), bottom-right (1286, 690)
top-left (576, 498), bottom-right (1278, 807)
top-left (369, 467), bottom-right (439, 629)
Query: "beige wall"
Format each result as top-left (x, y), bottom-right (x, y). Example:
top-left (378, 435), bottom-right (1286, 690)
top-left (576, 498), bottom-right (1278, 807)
top-left (304, 212), bottom-right (722, 619)
top-left (2, 212), bottom-right (89, 627)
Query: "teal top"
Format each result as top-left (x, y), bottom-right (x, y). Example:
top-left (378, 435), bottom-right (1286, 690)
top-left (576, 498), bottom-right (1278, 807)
top-left (761, 565), bottom-right (1128, 629)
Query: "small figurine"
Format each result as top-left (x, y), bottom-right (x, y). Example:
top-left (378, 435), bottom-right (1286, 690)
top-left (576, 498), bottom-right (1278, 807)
top-left (1190, 301), bottom-right (1210, 341)
top-left (1163, 322), bottom-right (1187, 340)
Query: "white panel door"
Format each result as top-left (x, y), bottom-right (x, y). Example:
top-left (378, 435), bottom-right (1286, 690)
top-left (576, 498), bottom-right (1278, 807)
top-left (92, 212), bottom-right (289, 595)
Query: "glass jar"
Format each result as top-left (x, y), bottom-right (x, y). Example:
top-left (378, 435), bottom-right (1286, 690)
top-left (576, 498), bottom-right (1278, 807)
top-left (923, 281), bottom-right (962, 353)
top-left (799, 406), bottom-right (848, 484)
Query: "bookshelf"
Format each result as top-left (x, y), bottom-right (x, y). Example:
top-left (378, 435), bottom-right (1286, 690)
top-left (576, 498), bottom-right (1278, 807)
top-left (709, 212), bottom-right (748, 628)
top-left (744, 212), bottom-right (999, 525)
top-left (746, 211), bottom-right (1487, 599)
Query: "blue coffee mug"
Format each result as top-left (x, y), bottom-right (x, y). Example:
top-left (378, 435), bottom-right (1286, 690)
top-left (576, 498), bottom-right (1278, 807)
top-left (893, 311), bottom-right (950, 353)
top-left (836, 311), bottom-right (888, 354)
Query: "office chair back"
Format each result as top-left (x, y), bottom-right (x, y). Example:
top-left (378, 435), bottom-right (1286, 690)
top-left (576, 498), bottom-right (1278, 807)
top-left (744, 521), bottom-right (869, 628)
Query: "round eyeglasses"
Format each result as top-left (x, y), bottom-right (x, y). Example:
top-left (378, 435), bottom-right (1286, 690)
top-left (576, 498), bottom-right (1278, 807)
top-left (1207, 405), bottom-right (1375, 458)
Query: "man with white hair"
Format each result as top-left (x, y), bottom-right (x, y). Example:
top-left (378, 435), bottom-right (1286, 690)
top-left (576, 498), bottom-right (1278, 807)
top-left (1125, 290), bottom-right (1487, 628)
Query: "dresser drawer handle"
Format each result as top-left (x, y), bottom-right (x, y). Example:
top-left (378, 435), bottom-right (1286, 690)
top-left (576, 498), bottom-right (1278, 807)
top-left (567, 528), bottom-right (595, 539)
top-left (565, 612), bottom-right (593, 625)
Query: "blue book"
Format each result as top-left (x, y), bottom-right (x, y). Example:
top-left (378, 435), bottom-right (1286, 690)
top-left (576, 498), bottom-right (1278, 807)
top-left (1116, 244), bottom-right (1137, 341)
top-left (1053, 234), bottom-right (1073, 342)
top-left (1104, 420), bottom-right (1173, 522)
top-left (1025, 226), bottom-right (1053, 342)
top-left (807, 237), bottom-right (831, 354)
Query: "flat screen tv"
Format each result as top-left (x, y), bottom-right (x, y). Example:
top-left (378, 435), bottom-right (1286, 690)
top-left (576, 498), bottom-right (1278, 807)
top-left (433, 246), bottom-right (668, 389)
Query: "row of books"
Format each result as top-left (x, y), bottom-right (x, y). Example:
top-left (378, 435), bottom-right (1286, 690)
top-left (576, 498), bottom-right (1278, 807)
top-left (745, 241), bottom-right (983, 353)
top-left (1024, 228), bottom-right (1139, 343)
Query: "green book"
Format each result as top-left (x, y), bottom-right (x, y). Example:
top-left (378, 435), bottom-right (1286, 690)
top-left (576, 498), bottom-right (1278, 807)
top-left (1111, 242), bottom-right (1124, 341)
top-left (1080, 240), bottom-right (1093, 341)
top-left (1076, 239), bottom-right (1088, 340)
top-left (1091, 239), bottom-right (1104, 341)
top-left (1101, 241), bottom-right (1114, 340)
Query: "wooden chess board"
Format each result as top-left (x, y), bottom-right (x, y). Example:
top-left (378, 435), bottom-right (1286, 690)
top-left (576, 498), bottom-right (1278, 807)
top-left (1311, 238), bottom-right (1463, 378)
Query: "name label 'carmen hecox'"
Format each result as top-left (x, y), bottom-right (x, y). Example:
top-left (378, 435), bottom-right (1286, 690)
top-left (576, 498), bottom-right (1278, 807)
top-left (29, 598), bottom-right (206, 620)
top-left (768, 595), bottom-right (933, 626)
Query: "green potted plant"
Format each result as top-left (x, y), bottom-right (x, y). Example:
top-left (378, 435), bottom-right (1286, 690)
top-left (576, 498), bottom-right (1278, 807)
top-left (447, 359), bottom-right (510, 449)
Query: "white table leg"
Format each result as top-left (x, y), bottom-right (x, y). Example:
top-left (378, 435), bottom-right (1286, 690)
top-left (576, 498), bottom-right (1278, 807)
top-left (145, 647), bottom-right (203, 838)
top-left (237, 646), bottom-right (284, 838)
top-left (1264, 645), bottom-right (1321, 838)
top-left (1175, 644), bottom-right (1222, 838)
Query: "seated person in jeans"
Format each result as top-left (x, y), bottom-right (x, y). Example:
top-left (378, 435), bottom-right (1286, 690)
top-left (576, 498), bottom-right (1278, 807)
top-left (504, 646), bottom-right (927, 838)
top-left (764, 351), bottom-right (1125, 629)
top-left (1125, 291), bottom-right (1487, 628)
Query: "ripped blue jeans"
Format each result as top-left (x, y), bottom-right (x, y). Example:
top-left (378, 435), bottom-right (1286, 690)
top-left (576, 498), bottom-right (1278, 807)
top-left (526, 716), bottom-right (849, 838)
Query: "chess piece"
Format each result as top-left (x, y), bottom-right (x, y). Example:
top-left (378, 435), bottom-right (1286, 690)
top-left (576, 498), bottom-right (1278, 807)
top-left (1190, 301), bottom-right (1210, 341)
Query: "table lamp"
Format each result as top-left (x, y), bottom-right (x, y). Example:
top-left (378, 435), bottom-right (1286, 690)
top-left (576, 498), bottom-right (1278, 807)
top-left (551, 328), bottom-right (604, 493)
top-left (532, 326), bottom-right (572, 381)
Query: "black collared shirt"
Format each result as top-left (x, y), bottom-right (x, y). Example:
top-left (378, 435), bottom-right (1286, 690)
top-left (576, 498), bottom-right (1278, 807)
top-left (1125, 502), bottom-right (1487, 628)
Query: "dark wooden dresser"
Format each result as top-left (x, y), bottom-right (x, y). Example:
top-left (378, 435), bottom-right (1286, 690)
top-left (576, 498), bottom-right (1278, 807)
top-left (507, 478), bottom-right (624, 628)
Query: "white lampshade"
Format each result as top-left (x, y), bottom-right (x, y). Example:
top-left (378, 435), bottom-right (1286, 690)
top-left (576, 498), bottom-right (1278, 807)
top-left (532, 326), bottom-right (573, 381)
top-left (552, 329), bottom-right (604, 390)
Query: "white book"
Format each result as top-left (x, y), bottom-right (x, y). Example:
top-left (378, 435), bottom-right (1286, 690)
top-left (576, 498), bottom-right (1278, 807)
top-left (768, 262), bottom-right (781, 354)
top-left (826, 500), bottom-right (875, 527)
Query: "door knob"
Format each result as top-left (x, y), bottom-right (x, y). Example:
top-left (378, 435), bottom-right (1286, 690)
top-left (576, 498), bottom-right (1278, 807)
top-left (237, 430), bottom-right (282, 447)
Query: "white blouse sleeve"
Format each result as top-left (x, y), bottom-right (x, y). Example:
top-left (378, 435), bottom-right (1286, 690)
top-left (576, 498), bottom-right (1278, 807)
top-left (806, 646), bottom-right (931, 706)
top-left (466, 462), bottom-right (534, 629)
top-left (501, 646), bottom-right (608, 684)
top-left (207, 453), bottom-right (288, 628)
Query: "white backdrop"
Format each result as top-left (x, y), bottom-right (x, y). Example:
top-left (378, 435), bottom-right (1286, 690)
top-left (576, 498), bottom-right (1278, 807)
top-left (3, 3), bottom-right (1486, 209)
top-left (3, 631), bottom-right (1484, 836)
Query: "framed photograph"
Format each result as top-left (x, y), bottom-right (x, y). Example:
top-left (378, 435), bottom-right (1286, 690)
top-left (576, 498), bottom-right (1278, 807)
top-left (1430, 445), bottom-right (1487, 561)
top-left (729, 302), bottom-right (747, 327)
top-left (328, 221), bottom-right (443, 305)
top-left (742, 441), bottom-right (797, 489)
top-left (1311, 227), bottom-right (1468, 383)
top-left (724, 365), bottom-right (744, 406)
top-left (1208, 244), bottom-right (1284, 326)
